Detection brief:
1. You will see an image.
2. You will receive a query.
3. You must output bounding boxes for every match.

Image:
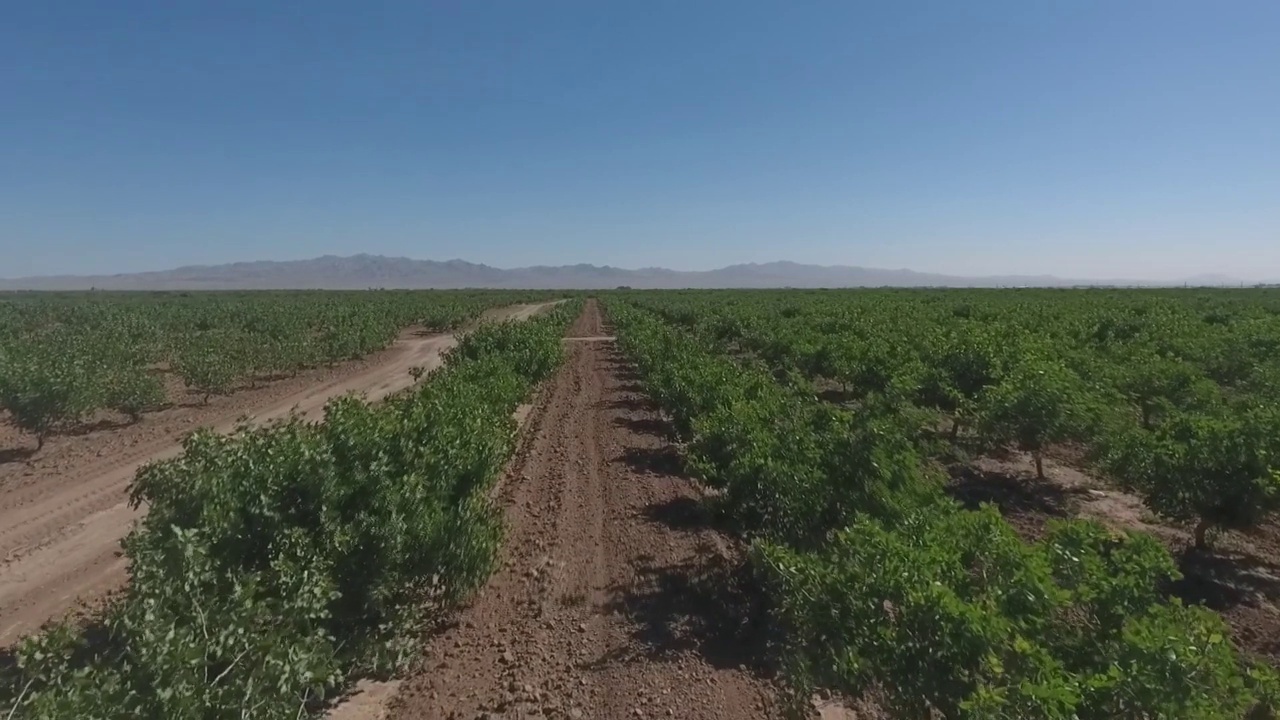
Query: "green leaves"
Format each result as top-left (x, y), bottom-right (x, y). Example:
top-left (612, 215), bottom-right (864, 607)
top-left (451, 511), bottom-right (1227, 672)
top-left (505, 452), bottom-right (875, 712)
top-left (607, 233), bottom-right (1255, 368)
top-left (447, 318), bottom-right (565, 385)
top-left (609, 293), bottom-right (1273, 720)
top-left (0, 290), bottom-right (559, 438)
top-left (0, 342), bottom-right (98, 449)
top-left (977, 358), bottom-right (1090, 478)
top-left (1086, 603), bottom-right (1257, 718)
top-left (0, 301), bottom-right (573, 719)
top-left (1105, 407), bottom-right (1280, 548)
top-left (103, 367), bottom-right (166, 421)
top-left (1110, 351), bottom-right (1218, 428)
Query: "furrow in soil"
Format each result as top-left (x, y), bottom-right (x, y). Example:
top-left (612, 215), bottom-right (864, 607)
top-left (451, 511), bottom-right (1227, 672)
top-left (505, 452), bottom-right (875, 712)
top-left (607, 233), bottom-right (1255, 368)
top-left (390, 300), bottom-right (778, 720)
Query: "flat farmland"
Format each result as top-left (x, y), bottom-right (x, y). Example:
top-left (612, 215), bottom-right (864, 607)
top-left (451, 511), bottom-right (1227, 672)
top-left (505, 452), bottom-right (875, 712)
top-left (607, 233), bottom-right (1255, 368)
top-left (3, 289), bottom-right (1279, 719)
top-left (0, 292), bottom-right (560, 644)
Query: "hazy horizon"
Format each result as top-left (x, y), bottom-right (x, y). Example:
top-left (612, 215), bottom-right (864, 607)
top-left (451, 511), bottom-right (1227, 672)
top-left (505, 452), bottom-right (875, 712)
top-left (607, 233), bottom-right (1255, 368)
top-left (3, 2), bottom-right (1277, 281)
top-left (2, 253), bottom-right (1271, 285)
top-left (2, 253), bottom-right (1271, 288)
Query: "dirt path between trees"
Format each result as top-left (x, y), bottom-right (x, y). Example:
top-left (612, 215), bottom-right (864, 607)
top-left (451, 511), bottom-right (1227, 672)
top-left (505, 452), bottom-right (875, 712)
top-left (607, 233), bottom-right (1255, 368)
top-left (0, 302), bottom-right (559, 645)
top-left (382, 300), bottom-right (779, 720)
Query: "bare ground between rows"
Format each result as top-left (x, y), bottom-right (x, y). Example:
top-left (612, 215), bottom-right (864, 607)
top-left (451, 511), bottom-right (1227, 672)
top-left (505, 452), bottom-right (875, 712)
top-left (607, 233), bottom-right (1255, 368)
top-left (386, 300), bottom-right (781, 720)
top-left (0, 302), bottom-right (559, 646)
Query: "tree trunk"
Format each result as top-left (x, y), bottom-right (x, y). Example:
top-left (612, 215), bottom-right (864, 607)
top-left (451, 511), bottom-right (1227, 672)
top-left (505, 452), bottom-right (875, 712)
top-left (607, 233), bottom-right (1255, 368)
top-left (35, 433), bottom-right (45, 452)
top-left (949, 418), bottom-right (961, 442)
top-left (1034, 452), bottom-right (1044, 480)
top-left (1194, 519), bottom-right (1211, 550)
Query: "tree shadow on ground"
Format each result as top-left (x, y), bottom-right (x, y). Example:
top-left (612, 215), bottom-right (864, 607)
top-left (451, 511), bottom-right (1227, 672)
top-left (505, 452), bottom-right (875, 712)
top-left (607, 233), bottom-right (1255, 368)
top-left (606, 361), bottom-right (645, 385)
top-left (602, 375), bottom-right (667, 431)
top-left (945, 465), bottom-right (1084, 541)
top-left (643, 496), bottom-right (716, 534)
top-left (945, 465), bottom-right (1079, 518)
top-left (618, 446), bottom-right (685, 478)
top-left (614, 381), bottom-right (646, 395)
top-left (612, 415), bottom-right (670, 438)
top-left (588, 553), bottom-right (775, 677)
top-left (252, 372), bottom-right (298, 384)
top-left (57, 417), bottom-right (133, 438)
top-left (0, 447), bottom-right (36, 466)
top-left (605, 395), bottom-right (660, 413)
top-left (1172, 548), bottom-right (1280, 611)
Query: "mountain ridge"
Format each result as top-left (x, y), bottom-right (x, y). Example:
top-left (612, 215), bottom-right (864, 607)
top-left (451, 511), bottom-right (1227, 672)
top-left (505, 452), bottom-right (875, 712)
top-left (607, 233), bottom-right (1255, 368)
top-left (0, 254), bottom-right (1260, 290)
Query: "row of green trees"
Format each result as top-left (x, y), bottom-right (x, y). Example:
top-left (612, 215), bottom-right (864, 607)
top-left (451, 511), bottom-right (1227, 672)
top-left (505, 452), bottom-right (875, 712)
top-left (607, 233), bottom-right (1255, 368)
top-left (0, 291), bottom-right (554, 451)
top-left (0, 304), bottom-right (576, 718)
top-left (609, 300), bottom-right (1278, 718)
top-left (632, 289), bottom-right (1280, 549)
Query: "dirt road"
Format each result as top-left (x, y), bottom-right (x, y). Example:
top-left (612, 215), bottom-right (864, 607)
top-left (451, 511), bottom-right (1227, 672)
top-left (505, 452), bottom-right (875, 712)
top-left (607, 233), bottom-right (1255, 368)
top-left (386, 300), bottom-right (779, 719)
top-left (0, 303), bottom-right (557, 644)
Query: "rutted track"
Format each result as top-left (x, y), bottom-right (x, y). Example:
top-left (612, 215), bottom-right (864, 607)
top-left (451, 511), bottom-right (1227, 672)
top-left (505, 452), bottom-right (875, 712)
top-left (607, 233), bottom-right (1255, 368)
top-left (388, 300), bottom-right (779, 719)
top-left (0, 303), bottom-right (558, 644)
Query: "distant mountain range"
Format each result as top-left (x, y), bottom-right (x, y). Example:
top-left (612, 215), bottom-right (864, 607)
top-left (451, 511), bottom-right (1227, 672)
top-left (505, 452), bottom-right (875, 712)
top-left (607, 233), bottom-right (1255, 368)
top-left (0, 255), bottom-right (1265, 290)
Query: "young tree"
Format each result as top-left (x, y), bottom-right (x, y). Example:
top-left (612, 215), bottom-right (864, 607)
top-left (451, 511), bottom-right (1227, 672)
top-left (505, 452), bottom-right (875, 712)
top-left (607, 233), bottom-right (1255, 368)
top-left (1110, 409), bottom-right (1280, 549)
top-left (917, 330), bottom-right (1005, 441)
top-left (175, 349), bottom-right (239, 404)
top-left (1111, 352), bottom-right (1218, 428)
top-left (0, 349), bottom-right (98, 451)
top-left (977, 358), bottom-right (1088, 479)
top-left (823, 338), bottom-right (900, 399)
top-left (104, 367), bottom-right (167, 422)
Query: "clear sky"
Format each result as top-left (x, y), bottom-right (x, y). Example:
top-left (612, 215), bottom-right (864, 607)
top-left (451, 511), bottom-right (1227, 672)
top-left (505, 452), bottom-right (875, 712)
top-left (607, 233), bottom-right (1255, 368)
top-left (2, 1), bottom-right (1277, 281)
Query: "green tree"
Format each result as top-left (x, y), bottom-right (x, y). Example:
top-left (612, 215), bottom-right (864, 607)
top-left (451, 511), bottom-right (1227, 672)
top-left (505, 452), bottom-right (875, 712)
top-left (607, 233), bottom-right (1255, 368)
top-left (103, 367), bottom-right (167, 422)
top-left (1111, 352), bottom-right (1218, 428)
top-left (1107, 409), bottom-right (1280, 549)
top-left (918, 329), bottom-right (1006, 441)
top-left (978, 359), bottom-right (1088, 479)
top-left (175, 348), bottom-right (239, 404)
top-left (0, 348), bottom-right (98, 451)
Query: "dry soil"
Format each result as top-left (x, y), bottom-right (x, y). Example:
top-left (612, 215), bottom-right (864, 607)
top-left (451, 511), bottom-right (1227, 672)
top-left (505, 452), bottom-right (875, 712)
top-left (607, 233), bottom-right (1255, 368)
top-left (384, 299), bottom-right (781, 720)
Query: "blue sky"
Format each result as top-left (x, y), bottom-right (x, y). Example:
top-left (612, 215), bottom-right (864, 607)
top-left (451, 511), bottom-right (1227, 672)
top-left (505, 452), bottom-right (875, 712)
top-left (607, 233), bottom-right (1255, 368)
top-left (2, 1), bottom-right (1277, 280)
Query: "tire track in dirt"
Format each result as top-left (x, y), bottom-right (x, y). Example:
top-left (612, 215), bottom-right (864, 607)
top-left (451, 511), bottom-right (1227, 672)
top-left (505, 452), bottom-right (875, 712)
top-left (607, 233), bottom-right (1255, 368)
top-left (0, 303), bottom-right (559, 645)
top-left (388, 300), bottom-right (779, 720)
